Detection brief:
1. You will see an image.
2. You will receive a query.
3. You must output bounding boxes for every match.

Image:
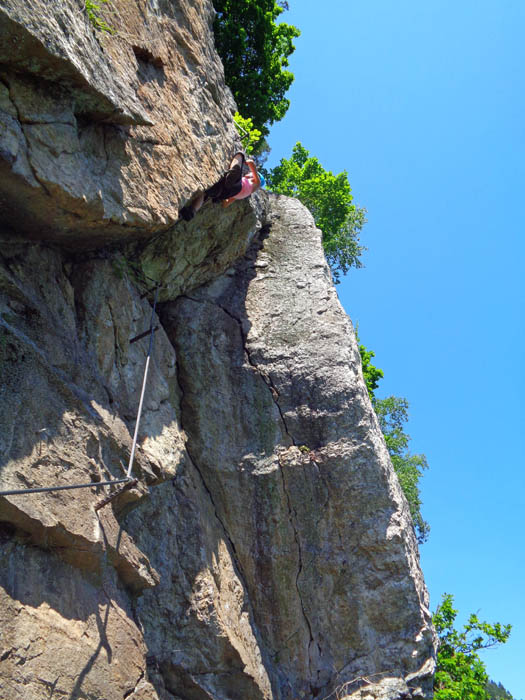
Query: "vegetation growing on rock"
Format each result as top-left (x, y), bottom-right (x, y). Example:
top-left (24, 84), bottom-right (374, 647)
top-left (213, 0), bottom-right (299, 138)
top-left (358, 338), bottom-right (384, 400)
top-left (357, 336), bottom-right (429, 543)
top-left (84, 0), bottom-right (114, 33)
top-left (433, 594), bottom-right (512, 700)
top-left (267, 142), bottom-right (367, 282)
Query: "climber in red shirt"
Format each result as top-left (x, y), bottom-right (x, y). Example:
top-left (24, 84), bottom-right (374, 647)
top-left (179, 152), bottom-right (264, 221)
top-left (221, 154), bottom-right (263, 207)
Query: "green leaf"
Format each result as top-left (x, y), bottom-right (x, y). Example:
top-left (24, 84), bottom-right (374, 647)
top-left (433, 594), bottom-right (512, 700)
top-left (213, 0), bottom-right (299, 135)
top-left (266, 142), bottom-right (367, 282)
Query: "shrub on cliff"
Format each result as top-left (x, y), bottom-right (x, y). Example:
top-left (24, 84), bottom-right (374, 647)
top-left (267, 143), bottom-right (366, 282)
top-left (358, 339), bottom-right (384, 400)
top-left (374, 395), bottom-right (429, 543)
top-left (84, 0), bottom-right (114, 33)
top-left (213, 0), bottom-right (300, 137)
top-left (357, 337), bottom-right (429, 543)
top-left (433, 594), bottom-right (512, 700)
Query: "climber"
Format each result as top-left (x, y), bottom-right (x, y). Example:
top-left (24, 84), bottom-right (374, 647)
top-left (179, 152), bottom-right (264, 221)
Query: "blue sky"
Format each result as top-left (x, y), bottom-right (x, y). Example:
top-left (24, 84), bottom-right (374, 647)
top-left (266, 1), bottom-right (525, 695)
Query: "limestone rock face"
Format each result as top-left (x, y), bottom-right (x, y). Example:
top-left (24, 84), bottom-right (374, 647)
top-left (161, 196), bottom-right (436, 699)
top-left (0, 1), bottom-right (436, 697)
top-left (0, 245), bottom-right (170, 699)
top-left (133, 191), bottom-right (267, 303)
top-left (0, 193), bottom-right (436, 699)
top-left (0, 0), bottom-right (238, 246)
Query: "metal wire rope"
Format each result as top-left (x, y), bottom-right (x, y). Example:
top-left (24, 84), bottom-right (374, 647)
top-left (0, 285), bottom-right (160, 500)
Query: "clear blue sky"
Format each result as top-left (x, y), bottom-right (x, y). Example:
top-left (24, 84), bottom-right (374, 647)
top-left (266, 1), bottom-right (525, 695)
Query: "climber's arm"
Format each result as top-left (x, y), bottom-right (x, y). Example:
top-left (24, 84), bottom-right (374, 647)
top-left (246, 160), bottom-right (261, 189)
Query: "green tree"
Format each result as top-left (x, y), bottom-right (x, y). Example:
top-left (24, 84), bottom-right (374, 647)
top-left (433, 594), bottom-right (512, 700)
top-left (357, 338), bottom-right (429, 543)
top-left (357, 336), bottom-right (384, 399)
top-left (213, 0), bottom-right (300, 137)
top-left (486, 680), bottom-right (516, 700)
top-left (267, 143), bottom-right (366, 282)
top-left (374, 396), bottom-right (429, 542)
top-left (233, 112), bottom-right (262, 155)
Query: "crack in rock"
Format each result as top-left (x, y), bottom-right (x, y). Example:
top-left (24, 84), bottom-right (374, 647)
top-left (172, 340), bottom-right (248, 583)
top-left (182, 293), bottom-right (295, 446)
top-left (278, 452), bottom-right (316, 680)
top-left (1, 75), bottom-right (53, 198)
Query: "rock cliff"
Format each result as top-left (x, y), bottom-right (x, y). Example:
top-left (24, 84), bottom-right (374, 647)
top-left (0, 0), bottom-right (237, 245)
top-left (0, 1), bottom-right (436, 699)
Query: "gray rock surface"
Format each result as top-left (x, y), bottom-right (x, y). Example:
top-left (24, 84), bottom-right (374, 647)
top-left (0, 1), bottom-right (436, 697)
top-left (161, 195), bottom-right (436, 699)
top-left (0, 192), bottom-right (436, 699)
top-left (0, 190), bottom-right (269, 699)
top-left (132, 191), bottom-right (267, 303)
top-left (0, 0), bottom-right (238, 246)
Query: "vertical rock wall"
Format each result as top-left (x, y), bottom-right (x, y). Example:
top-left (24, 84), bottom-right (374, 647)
top-left (159, 196), bottom-right (436, 699)
top-left (0, 1), bottom-right (436, 698)
top-left (0, 203), bottom-right (268, 699)
top-left (0, 194), bottom-right (436, 700)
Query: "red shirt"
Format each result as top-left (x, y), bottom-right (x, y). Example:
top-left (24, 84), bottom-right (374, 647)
top-left (234, 175), bottom-right (256, 200)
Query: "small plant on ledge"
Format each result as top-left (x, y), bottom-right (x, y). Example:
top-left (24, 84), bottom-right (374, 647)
top-left (85, 0), bottom-right (115, 34)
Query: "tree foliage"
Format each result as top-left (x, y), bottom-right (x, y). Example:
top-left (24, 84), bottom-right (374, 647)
top-left (357, 338), bottom-right (384, 399)
top-left (486, 680), bottom-right (517, 700)
top-left (374, 396), bottom-right (429, 542)
top-left (213, 0), bottom-right (300, 136)
top-left (233, 112), bottom-right (262, 155)
top-left (433, 594), bottom-right (512, 700)
top-left (267, 143), bottom-right (366, 282)
top-left (357, 338), bottom-right (428, 543)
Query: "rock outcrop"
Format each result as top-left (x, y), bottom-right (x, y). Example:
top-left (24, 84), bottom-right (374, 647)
top-left (0, 0), bottom-right (237, 246)
top-left (0, 2), bottom-right (436, 699)
top-left (158, 196), bottom-right (436, 699)
top-left (0, 193), bottom-right (435, 699)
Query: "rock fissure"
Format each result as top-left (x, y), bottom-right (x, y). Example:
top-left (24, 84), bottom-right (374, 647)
top-left (190, 292), bottom-right (296, 447)
top-left (123, 669), bottom-right (145, 698)
top-left (1, 75), bottom-right (53, 199)
top-left (172, 346), bottom-right (246, 577)
top-left (184, 445), bottom-right (240, 564)
top-left (134, 138), bottom-right (168, 147)
top-left (100, 125), bottom-right (110, 179)
top-left (277, 451), bottom-right (315, 676)
top-left (14, 118), bottom-right (71, 127)
top-left (0, 649), bottom-right (13, 662)
top-left (106, 297), bottom-right (121, 381)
